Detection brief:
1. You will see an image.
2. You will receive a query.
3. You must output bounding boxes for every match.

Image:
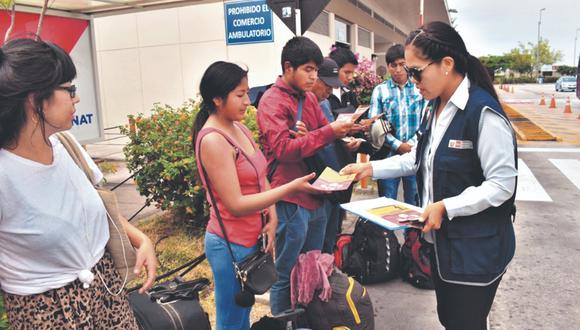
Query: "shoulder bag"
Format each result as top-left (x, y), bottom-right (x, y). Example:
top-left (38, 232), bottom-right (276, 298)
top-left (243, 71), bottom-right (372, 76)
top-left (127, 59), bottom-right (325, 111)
top-left (55, 131), bottom-right (137, 283)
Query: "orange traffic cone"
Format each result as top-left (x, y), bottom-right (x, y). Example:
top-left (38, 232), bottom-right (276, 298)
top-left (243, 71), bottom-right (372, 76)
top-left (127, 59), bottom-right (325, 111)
top-left (539, 94), bottom-right (546, 105)
top-left (549, 94), bottom-right (557, 109)
top-left (564, 97), bottom-right (572, 114)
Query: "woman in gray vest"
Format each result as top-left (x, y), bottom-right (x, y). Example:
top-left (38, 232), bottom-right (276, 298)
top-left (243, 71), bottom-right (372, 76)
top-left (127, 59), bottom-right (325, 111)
top-left (340, 21), bottom-right (517, 330)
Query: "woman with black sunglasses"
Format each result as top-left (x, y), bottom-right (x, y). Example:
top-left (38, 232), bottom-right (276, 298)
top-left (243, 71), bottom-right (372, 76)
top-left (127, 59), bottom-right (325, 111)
top-left (341, 21), bottom-right (517, 330)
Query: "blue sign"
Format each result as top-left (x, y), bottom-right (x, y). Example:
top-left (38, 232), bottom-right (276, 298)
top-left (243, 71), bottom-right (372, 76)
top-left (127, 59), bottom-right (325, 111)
top-left (224, 0), bottom-right (274, 45)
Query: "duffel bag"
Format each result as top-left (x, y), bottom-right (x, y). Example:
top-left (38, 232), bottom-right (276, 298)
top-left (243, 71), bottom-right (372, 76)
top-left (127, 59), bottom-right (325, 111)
top-left (128, 254), bottom-right (211, 330)
top-left (306, 269), bottom-right (374, 330)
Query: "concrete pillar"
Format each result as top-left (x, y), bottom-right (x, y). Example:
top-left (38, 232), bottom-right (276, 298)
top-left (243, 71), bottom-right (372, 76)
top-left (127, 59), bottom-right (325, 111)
top-left (352, 23), bottom-right (359, 51)
top-left (328, 12), bottom-right (336, 41)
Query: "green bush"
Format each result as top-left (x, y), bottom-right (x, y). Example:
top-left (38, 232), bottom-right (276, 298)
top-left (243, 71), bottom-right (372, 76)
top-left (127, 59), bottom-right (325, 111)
top-left (496, 76), bottom-right (537, 84)
top-left (0, 293), bottom-right (7, 330)
top-left (121, 100), bottom-right (260, 229)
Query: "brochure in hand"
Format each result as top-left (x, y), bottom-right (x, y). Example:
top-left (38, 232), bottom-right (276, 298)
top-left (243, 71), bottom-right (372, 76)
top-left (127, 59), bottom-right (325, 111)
top-left (340, 197), bottom-right (424, 230)
top-left (335, 105), bottom-right (370, 123)
top-left (311, 167), bottom-right (356, 191)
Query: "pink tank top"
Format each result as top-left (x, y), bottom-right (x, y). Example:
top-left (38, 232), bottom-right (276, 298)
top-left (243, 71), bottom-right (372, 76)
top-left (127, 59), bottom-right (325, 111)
top-left (195, 123), bottom-right (268, 247)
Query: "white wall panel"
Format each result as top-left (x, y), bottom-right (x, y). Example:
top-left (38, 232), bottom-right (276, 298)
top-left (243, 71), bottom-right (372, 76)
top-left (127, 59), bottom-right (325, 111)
top-left (137, 8), bottom-right (180, 47)
top-left (139, 45), bottom-right (184, 110)
top-left (94, 14), bottom-right (138, 50)
top-left (304, 31), bottom-right (334, 58)
top-left (181, 41), bottom-right (228, 99)
top-left (98, 49), bottom-right (143, 127)
top-left (178, 3), bottom-right (226, 43)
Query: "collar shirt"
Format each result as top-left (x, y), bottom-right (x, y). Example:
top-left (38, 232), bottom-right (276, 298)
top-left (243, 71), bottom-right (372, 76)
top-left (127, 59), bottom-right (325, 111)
top-left (370, 77), bottom-right (517, 242)
top-left (257, 77), bottom-right (336, 210)
top-left (369, 79), bottom-right (426, 153)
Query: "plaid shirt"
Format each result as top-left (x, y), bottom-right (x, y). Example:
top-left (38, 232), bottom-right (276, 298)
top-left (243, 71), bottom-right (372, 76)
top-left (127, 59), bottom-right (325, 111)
top-left (369, 79), bottom-right (426, 154)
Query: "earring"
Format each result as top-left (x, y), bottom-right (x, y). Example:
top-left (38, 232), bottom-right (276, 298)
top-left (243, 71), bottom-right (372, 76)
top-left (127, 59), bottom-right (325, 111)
top-left (445, 71), bottom-right (449, 76)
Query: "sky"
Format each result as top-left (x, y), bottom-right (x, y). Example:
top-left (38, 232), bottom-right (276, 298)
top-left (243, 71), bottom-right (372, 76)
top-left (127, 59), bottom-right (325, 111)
top-left (445, 0), bottom-right (580, 66)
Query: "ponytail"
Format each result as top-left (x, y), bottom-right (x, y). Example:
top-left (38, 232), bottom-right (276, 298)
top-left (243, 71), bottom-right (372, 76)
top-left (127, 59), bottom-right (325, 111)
top-left (191, 102), bottom-right (210, 151)
top-left (466, 54), bottom-right (499, 102)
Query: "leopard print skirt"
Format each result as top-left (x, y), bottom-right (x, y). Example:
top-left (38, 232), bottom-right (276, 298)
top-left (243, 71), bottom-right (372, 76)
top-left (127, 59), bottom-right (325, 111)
top-left (2, 251), bottom-right (138, 330)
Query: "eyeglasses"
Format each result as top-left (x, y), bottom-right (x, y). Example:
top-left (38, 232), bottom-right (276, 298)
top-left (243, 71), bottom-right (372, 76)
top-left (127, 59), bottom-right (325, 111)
top-left (55, 85), bottom-right (77, 99)
top-left (404, 62), bottom-right (435, 82)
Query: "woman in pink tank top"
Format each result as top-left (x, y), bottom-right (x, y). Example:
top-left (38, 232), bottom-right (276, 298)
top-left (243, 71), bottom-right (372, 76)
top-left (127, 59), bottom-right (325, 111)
top-left (192, 62), bottom-right (317, 330)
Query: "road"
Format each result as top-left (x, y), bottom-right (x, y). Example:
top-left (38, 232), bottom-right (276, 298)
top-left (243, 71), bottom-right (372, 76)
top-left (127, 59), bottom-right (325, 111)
top-left (501, 83), bottom-right (580, 113)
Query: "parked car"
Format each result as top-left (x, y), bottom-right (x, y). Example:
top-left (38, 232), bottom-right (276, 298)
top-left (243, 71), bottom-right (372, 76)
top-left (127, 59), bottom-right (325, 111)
top-left (555, 76), bottom-right (577, 92)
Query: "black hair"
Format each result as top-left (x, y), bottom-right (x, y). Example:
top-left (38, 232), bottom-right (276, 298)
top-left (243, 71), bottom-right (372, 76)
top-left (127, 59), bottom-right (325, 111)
top-left (329, 44), bottom-right (358, 68)
top-left (0, 38), bottom-right (77, 149)
top-left (280, 36), bottom-right (323, 73)
top-left (405, 21), bottom-right (499, 102)
top-left (191, 61), bottom-right (248, 151)
top-left (385, 44), bottom-right (405, 64)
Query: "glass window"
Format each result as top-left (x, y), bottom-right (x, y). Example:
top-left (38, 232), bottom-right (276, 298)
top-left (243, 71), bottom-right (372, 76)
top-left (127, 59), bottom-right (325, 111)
top-left (335, 17), bottom-right (351, 44)
top-left (308, 11), bottom-right (329, 36)
top-left (358, 27), bottom-right (371, 48)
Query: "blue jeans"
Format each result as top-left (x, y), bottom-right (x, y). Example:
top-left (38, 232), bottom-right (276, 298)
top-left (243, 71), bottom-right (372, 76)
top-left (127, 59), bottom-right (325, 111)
top-left (205, 232), bottom-right (257, 330)
top-left (322, 200), bottom-right (342, 254)
top-left (378, 175), bottom-right (418, 206)
top-left (270, 201), bottom-right (327, 315)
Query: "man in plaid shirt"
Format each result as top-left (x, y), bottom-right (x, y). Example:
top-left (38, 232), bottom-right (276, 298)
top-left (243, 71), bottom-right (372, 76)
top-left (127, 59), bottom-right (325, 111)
top-left (369, 44), bottom-right (426, 205)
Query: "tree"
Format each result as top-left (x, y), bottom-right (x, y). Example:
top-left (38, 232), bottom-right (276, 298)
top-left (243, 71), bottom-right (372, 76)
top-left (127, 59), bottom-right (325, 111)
top-left (530, 38), bottom-right (563, 68)
top-left (1, 0), bottom-right (50, 42)
top-left (479, 55), bottom-right (512, 72)
top-left (557, 65), bottom-right (578, 76)
top-left (506, 45), bottom-right (534, 75)
top-left (1, 0), bottom-right (16, 42)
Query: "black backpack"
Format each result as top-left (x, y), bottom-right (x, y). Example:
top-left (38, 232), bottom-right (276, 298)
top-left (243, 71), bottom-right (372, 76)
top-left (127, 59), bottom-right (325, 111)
top-left (306, 269), bottom-right (374, 330)
top-left (400, 228), bottom-right (435, 290)
top-left (343, 219), bottom-right (400, 284)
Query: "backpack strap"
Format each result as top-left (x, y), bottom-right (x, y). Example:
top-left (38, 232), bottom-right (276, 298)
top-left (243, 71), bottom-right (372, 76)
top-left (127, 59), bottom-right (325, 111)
top-left (54, 131), bottom-right (98, 186)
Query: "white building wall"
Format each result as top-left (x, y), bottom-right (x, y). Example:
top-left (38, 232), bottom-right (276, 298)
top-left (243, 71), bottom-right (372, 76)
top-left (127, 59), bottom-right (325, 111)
top-left (94, 2), bottom-right (372, 128)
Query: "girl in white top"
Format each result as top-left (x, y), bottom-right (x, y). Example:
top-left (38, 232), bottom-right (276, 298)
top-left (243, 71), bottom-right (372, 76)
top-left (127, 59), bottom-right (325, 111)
top-left (0, 38), bottom-right (156, 329)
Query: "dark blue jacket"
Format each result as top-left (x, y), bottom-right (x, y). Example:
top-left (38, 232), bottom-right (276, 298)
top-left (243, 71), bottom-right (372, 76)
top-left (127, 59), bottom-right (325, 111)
top-left (415, 86), bottom-right (517, 285)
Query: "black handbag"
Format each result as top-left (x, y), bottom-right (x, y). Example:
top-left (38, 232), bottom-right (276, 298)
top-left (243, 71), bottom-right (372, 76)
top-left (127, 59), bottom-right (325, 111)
top-left (198, 134), bottom-right (277, 306)
top-left (127, 254), bottom-right (211, 330)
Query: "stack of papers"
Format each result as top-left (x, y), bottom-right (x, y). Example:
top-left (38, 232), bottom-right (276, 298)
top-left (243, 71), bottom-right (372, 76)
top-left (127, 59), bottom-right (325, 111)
top-left (340, 197), bottom-right (424, 230)
top-left (312, 167), bottom-right (356, 191)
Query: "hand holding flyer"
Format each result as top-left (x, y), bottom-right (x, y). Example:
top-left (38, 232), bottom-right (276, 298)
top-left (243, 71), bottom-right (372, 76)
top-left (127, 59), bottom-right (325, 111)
top-left (311, 167), bottom-right (356, 191)
top-left (335, 105), bottom-right (370, 123)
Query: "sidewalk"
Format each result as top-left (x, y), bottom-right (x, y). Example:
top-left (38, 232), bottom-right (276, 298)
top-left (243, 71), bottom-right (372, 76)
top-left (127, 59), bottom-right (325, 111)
top-left (497, 86), bottom-right (580, 146)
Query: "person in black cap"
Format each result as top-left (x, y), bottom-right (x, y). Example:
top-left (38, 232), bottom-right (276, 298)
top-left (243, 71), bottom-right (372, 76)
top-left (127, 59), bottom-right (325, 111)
top-left (311, 58), bottom-right (362, 254)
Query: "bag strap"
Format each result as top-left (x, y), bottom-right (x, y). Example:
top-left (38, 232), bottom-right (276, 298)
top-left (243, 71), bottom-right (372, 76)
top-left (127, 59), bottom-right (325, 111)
top-left (55, 131), bottom-right (98, 186)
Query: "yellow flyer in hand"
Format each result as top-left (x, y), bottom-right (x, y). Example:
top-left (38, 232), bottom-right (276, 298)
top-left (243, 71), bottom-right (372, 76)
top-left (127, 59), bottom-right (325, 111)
top-left (312, 167), bottom-right (356, 191)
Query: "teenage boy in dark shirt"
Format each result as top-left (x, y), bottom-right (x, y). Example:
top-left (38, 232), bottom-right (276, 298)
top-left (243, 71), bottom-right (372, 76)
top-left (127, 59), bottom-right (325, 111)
top-left (257, 37), bottom-right (354, 315)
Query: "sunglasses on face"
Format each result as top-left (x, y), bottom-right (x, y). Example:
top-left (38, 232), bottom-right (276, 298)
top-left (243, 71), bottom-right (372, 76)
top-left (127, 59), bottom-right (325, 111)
top-left (404, 62), bottom-right (435, 82)
top-left (55, 85), bottom-right (77, 99)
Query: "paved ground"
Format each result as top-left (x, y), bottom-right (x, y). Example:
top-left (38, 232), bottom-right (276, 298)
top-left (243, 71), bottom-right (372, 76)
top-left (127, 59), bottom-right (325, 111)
top-left (87, 86), bottom-right (580, 329)
top-left (498, 84), bottom-right (580, 145)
